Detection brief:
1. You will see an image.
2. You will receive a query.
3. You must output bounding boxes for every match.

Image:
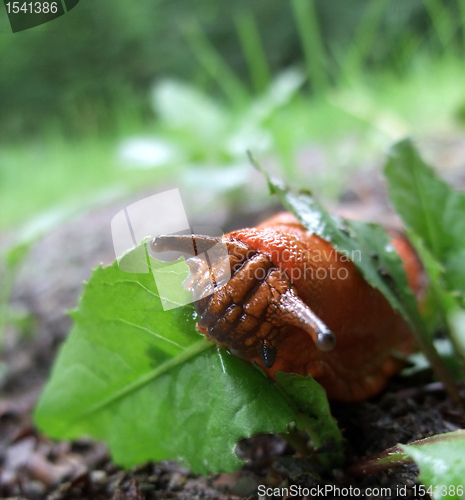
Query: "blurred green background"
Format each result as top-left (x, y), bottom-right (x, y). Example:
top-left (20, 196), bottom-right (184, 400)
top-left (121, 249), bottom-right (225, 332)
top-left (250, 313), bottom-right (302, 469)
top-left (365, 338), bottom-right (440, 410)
top-left (1, 0), bottom-right (465, 231)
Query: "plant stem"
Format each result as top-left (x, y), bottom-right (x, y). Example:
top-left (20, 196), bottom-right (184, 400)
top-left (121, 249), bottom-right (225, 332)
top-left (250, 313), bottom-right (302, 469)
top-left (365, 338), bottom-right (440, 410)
top-left (412, 321), bottom-right (463, 407)
top-left (279, 429), bottom-right (310, 457)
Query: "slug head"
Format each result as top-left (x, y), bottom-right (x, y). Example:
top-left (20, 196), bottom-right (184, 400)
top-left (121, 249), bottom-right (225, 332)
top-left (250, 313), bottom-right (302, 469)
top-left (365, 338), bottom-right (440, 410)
top-left (151, 234), bottom-right (336, 370)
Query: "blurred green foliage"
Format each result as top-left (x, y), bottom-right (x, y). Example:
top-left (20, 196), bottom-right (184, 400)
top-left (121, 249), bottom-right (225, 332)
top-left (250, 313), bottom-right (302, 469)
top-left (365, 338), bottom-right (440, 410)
top-left (1, 0), bottom-right (462, 141)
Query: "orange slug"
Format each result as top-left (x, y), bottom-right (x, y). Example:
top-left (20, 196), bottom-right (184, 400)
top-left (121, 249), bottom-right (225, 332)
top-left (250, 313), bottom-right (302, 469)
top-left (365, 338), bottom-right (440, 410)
top-left (151, 212), bottom-right (422, 402)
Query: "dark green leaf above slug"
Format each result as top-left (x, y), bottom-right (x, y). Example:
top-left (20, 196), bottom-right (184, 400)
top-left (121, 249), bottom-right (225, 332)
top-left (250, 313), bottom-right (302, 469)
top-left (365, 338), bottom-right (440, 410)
top-left (252, 155), bottom-right (422, 334)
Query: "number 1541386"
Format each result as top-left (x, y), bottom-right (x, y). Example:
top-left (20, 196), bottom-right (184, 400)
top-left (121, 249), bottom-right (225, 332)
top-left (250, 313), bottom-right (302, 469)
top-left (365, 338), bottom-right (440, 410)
top-left (5, 2), bottom-right (58, 14)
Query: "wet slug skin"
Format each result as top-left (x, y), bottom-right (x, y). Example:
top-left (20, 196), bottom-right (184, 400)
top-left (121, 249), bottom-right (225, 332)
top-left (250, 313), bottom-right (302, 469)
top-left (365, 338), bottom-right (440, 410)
top-left (151, 212), bottom-right (420, 402)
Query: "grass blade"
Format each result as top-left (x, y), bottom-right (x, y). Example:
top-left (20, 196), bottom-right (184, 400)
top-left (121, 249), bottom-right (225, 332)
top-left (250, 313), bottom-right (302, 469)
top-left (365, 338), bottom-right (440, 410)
top-left (234, 8), bottom-right (271, 94)
top-left (182, 18), bottom-right (250, 108)
top-left (343, 0), bottom-right (390, 78)
top-left (290, 0), bottom-right (329, 96)
top-left (422, 0), bottom-right (458, 51)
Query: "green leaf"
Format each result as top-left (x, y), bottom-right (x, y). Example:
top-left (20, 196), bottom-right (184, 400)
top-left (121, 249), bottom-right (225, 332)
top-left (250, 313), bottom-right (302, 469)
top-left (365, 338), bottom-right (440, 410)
top-left (384, 138), bottom-right (465, 303)
top-left (400, 431), bottom-right (465, 500)
top-left (348, 430), bottom-right (465, 490)
top-left (34, 243), bottom-right (299, 474)
top-left (384, 139), bottom-right (465, 386)
top-left (275, 372), bottom-right (343, 468)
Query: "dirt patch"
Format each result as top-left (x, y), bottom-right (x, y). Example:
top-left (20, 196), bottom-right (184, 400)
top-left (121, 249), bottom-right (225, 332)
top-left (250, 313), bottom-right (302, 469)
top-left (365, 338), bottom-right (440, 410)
top-left (1, 369), bottom-right (461, 499)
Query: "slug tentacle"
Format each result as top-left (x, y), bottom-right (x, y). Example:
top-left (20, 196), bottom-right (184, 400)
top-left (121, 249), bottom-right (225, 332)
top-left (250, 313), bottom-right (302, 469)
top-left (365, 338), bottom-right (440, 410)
top-left (274, 288), bottom-right (336, 352)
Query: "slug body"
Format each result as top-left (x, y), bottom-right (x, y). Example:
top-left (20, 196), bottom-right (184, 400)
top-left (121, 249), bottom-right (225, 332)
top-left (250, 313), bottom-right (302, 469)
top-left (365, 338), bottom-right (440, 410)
top-left (152, 213), bottom-right (420, 402)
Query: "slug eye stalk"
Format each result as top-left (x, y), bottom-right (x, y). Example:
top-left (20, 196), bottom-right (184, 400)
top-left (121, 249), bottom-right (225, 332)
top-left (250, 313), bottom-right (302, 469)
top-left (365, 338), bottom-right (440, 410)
top-left (150, 234), bottom-right (221, 257)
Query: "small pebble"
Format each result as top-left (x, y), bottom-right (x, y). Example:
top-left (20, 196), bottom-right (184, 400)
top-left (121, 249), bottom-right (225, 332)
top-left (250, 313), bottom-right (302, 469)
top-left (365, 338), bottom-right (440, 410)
top-left (22, 479), bottom-right (47, 499)
top-left (167, 471), bottom-right (185, 491)
top-left (90, 469), bottom-right (107, 484)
